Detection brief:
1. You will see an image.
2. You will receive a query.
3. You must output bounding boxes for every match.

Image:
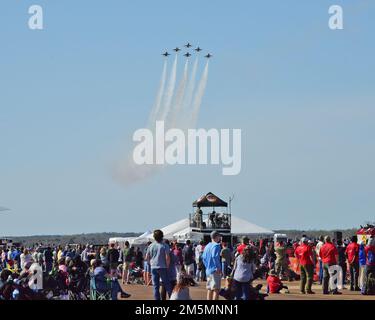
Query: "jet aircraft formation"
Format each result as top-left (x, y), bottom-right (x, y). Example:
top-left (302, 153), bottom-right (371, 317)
top-left (161, 42), bottom-right (212, 59)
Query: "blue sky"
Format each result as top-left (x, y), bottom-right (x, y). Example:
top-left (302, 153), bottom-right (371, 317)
top-left (1, 0), bottom-right (374, 235)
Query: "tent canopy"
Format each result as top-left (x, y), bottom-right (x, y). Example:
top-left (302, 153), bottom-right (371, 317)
top-left (193, 192), bottom-right (228, 208)
top-left (141, 215), bottom-right (273, 242)
top-left (230, 216), bottom-right (273, 235)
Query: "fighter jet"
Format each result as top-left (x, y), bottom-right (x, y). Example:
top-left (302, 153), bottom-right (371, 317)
top-left (184, 52), bottom-right (192, 58)
top-left (184, 42), bottom-right (193, 48)
top-left (173, 47), bottom-right (181, 52)
top-left (195, 47), bottom-right (202, 52)
top-left (162, 51), bottom-right (170, 57)
top-left (205, 53), bottom-right (212, 59)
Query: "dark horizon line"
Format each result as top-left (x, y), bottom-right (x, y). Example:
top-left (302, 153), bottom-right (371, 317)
top-left (3, 227), bottom-right (361, 239)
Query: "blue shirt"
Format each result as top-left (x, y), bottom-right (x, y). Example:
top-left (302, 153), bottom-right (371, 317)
top-left (359, 244), bottom-right (366, 266)
top-left (147, 242), bottom-right (169, 269)
top-left (202, 242), bottom-right (221, 276)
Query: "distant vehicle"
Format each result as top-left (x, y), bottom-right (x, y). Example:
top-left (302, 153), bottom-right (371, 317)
top-left (184, 42), bottom-right (193, 48)
top-left (184, 52), bottom-right (192, 58)
top-left (173, 47), bottom-right (181, 52)
top-left (205, 53), bottom-right (213, 59)
top-left (274, 233), bottom-right (288, 244)
top-left (162, 51), bottom-right (170, 57)
top-left (195, 47), bottom-right (202, 52)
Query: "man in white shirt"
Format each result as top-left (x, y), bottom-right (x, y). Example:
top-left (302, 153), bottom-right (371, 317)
top-left (315, 235), bottom-right (324, 285)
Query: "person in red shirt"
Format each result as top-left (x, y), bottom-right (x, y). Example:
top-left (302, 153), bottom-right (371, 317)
top-left (294, 238), bottom-right (314, 294)
top-left (345, 236), bottom-right (360, 291)
top-left (236, 237), bottom-right (249, 256)
top-left (266, 269), bottom-right (289, 294)
top-left (319, 236), bottom-right (341, 295)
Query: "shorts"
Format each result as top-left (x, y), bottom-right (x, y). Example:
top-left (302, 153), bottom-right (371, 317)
top-left (206, 273), bottom-right (222, 290)
top-left (143, 261), bottom-right (151, 273)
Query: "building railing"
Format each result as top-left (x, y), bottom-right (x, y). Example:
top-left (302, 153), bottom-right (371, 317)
top-left (189, 212), bottom-right (231, 230)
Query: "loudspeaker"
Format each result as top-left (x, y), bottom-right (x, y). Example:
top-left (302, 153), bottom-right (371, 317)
top-left (333, 231), bottom-right (343, 242)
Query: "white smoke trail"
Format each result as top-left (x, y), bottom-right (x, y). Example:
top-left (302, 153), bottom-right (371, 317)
top-left (159, 55), bottom-right (178, 122)
top-left (190, 61), bottom-right (209, 127)
top-left (180, 58), bottom-right (199, 128)
top-left (147, 60), bottom-right (168, 127)
top-left (114, 57), bottom-right (210, 187)
top-left (115, 60), bottom-right (170, 186)
top-left (170, 59), bottom-right (189, 128)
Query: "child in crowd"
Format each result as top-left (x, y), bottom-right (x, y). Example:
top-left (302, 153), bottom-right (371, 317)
top-left (266, 269), bottom-right (289, 294)
top-left (170, 272), bottom-right (192, 300)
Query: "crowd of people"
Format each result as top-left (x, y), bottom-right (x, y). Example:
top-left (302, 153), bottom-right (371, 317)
top-left (0, 230), bottom-right (374, 300)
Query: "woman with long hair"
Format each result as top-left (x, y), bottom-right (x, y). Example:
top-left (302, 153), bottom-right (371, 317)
top-left (232, 246), bottom-right (256, 300)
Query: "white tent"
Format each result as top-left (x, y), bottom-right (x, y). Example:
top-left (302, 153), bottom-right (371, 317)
top-left (132, 230), bottom-right (153, 245)
top-left (143, 216), bottom-right (273, 242)
top-left (231, 216), bottom-right (274, 235)
top-left (145, 218), bottom-right (190, 240)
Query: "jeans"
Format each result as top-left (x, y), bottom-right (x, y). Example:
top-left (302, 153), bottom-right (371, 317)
top-left (151, 268), bottom-right (171, 300)
top-left (318, 260), bottom-right (323, 284)
top-left (300, 264), bottom-right (314, 293)
top-left (234, 280), bottom-right (250, 300)
top-left (349, 263), bottom-right (359, 289)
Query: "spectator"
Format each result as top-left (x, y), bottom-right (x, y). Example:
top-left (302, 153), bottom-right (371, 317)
top-left (182, 240), bottom-right (195, 277)
top-left (359, 242), bottom-right (367, 290)
top-left (315, 235), bottom-right (324, 285)
top-left (266, 269), bottom-right (289, 294)
top-left (122, 241), bottom-right (132, 285)
top-left (345, 236), bottom-right (360, 291)
top-left (236, 237), bottom-right (249, 256)
top-left (232, 246), bottom-right (256, 300)
top-left (107, 243), bottom-right (120, 276)
top-left (295, 237), bottom-right (315, 294)
top-left (275, 241), bottom-right (288, 279)
top-left (170, 272), bottom-right (192, 300)
top-left (362, 237), bottom-right (375, 295)
top-left (220, 242), bottom-right (231, 279)
top-left (145, 230), bottom-right (171, 300)
top-left (320, 236), bottom-right (341, 295)
top-left (202, 231), bottom-right (222, 300)
top-left (195, 240), bottom-right (205, 281)
top-left (337, 239), bottom-right (347, 287)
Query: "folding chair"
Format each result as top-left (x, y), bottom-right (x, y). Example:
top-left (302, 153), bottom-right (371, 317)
top-left (89, 275), bottom-right (112, 300)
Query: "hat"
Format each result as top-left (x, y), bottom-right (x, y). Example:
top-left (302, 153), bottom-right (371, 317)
top-left (210, 231), bottom-right (222, 239)
top-left (301, 237), bottom-right (308, 243)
